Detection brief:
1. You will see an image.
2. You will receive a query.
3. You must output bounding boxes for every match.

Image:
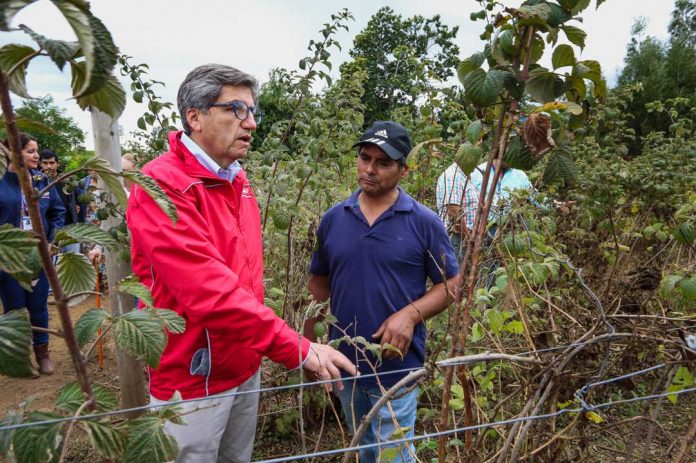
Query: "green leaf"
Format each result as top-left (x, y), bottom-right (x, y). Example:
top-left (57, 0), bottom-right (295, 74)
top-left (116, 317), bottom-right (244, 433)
top-left (524, 33), bottom-right (546, 65)
top-left (56, 251), bottom-right (97, 296)
top-left (118, 274), bottom-right (154, 307)
top-left (54, 223), bottom-right (118, 250)
top-left (454, 144), bottom-right (482, 176)
top-left (0, 224), bottom-right (39, 289)
top-left (71, 60), bottom-right (125, 117)
top-left (114, 310), bottom-right (167, 368)
top-left (497, 29), bottom-right (515, 55)
top-left (463, 69), bottom-right (512, 106)
top-left (313, 321), bottom-right (326, 338)
top-left (563, 0), bottom-right (591, 14)
top-left (0, 44), bottom-right (36, 98)
top-left (74, 308), bottom-right (110, 348)
top-left (518, 3), bottom-right (551, 20)
top-left (667, 367), bottom-right (695, 404)
top-left (0, 1), bottom-right (39, 30)
top-left (80, 155), bottom-right (128, 208)
top-left (0, 309), bottom-right (34, 377)
top-left (83, 420), bottom-right (126, 460)
top-left (471, 322), bottom-right (484, 342)
top-left (552, 44), bottom-right (576, 70)
top-left (504, 135), bottom-right (537, 171)
top-left (145, 308), bottom-right (186, 335)
top-left (678, 278), bottom-right (696, 301)
top-left (502, 233), bottom-right (528, 257)
top-left (390, 426), bottom-right (411, 439)
top-left (562, 25), bottom-right (587, 49)
top-left (504, 320), bottom-right (525, 334)
top-left (542, 148), bottom-right (577, 184)
top-left (486, 309), bottom-right (504, 335)
top-left (666, 384), bottom-right (681, 404)
top-left (379, 447), bottom-right (399, 462)
top-left (526, 68), bottom-right (565, 103)
top-left (564, 101), bottom-right (583, 115)
top-left (13, 412), bottom-right (63, 463)
top-left (57, 382), bottom-right (118, 415)
top-left (673, 223), bottom-right (695, 246)
top-left (566, 75), bottom-right (587, 100)
top-left (660, 274), bottom-right (682, 299)
top-left (585, 411), bottom-right (604, 423)
top-left (381, 343), bottom-right (403, 360)
top-left (53, 0), bottom-right (119, 97)
top-left (465, 119), bottom-right (483, 145)
top-left (18, 24), bottom-right (78, 70)
top-left (546, 3), bottom-right (572, 27)
top-left (448, 398), bottom-right (464, 411)
top-left (457, 52), bottom-right (485, 82)
top-left (123, 171), bottom-right (178, 224)
top-left (578, 60), bottom-right (602, 84)
top-left (123, 414), bottom-right (179, 462)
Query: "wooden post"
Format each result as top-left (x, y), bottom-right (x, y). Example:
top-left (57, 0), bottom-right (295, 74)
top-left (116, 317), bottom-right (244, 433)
top-left (90, 107), bottom-right (147, 412)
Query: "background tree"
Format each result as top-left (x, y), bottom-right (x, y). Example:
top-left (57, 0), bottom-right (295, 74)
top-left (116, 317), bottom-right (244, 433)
top-left (340, 6), bottom-right (459, 124)
top-left (14, 95), bottom-right (85, 156)
top-left (616, 0), bottom-right (696, 153)
top-left (251, 68), bottom-right (296, 151)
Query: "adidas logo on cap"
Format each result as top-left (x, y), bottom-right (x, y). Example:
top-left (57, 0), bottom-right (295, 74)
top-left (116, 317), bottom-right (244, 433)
top-left (352, 121), bottom-right (412, 160)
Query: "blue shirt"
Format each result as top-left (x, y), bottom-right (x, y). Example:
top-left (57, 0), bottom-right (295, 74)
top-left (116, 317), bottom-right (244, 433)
top-left (309, 188), bottom-right (458, 386)
top-left (181, 133), bottom-right (242, 182)
top-left (470, 162), bottom-right (533, 219)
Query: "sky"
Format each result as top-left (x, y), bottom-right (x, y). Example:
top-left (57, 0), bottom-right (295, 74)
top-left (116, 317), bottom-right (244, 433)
top-left (0, 0), bottom-right (674, 151)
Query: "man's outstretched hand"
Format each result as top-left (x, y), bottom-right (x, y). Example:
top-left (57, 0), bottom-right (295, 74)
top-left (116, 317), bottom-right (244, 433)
top-left (303, 342), bottom-right (358, 392)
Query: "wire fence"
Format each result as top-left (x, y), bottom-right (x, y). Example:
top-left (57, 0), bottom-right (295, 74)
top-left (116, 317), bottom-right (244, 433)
top-left (2, 209), bottom-right (691, 462)
top-left (254, 378), bottom-right (696, 462)
top-left (0, 331), bottom-right (653, 433)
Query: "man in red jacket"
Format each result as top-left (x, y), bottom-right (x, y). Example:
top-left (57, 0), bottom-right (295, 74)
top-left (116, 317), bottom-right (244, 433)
top-left (128, 64), bottom-right (356, 462)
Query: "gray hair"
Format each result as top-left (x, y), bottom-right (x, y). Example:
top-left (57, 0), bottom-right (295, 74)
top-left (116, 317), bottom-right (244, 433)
top-left (177, 64), bottom-right (259, 135)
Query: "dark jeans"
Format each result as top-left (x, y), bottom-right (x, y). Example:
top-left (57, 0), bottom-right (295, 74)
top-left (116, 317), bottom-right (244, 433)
top-left (455, 225), bottom-right (499, 289)
top-left (450, 233), bottom-right (465, 263)
top-left (0, 270), bottom-right (50, 345)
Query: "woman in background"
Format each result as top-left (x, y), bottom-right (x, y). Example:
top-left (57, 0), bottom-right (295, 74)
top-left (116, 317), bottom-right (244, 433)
top-left (0, 133), bottom-right (65, 376)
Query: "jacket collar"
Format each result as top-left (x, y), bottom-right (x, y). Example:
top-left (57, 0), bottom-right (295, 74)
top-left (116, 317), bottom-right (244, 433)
top-left (168, 131), bottom-right (245, 184)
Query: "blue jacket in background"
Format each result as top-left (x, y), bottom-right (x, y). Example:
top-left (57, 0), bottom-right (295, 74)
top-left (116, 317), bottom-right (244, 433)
top-left (0, 169), bottom-right (65, 241)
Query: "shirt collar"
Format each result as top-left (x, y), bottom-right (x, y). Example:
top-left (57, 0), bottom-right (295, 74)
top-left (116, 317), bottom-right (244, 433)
top-left (181, 132), bottom-right (241, 182)
top-left (345, 187), bottom-right (413, 212)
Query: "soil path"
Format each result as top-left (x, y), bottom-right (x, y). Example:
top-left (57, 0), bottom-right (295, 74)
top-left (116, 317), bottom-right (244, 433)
top-left (0, 295), bottom-right (120, 415)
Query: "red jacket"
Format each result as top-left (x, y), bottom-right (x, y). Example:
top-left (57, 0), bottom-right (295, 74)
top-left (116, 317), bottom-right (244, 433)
top-left (128, 131), bottom-right (310, 400)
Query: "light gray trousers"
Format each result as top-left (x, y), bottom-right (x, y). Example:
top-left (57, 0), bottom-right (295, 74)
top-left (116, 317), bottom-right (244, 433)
top-left (150, 370), bottom-right (261, 463)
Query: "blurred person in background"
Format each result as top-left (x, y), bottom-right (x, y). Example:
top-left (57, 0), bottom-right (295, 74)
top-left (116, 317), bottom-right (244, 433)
top-left (0, 133), bottom-right (65, 376)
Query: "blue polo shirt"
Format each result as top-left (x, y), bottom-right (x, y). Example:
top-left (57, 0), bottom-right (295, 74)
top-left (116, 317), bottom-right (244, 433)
top-left (310, 188), bottom-right (458, 386)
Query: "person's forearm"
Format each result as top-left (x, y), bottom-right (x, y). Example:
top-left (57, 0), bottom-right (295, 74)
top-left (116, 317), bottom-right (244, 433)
top-left (402, 276), bottom-right (459, 324)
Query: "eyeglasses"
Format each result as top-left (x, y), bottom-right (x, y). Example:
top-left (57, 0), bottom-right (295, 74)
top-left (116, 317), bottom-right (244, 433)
top-left (208, 100), bottom-right (264, 124)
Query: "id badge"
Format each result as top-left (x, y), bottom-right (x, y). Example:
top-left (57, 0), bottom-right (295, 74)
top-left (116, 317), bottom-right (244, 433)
top-left (21, 215), bottom-right (32, 231)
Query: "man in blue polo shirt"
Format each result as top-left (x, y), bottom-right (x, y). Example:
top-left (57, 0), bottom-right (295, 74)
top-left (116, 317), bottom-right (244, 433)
top-left (305, 121), bottom-right (459, 463)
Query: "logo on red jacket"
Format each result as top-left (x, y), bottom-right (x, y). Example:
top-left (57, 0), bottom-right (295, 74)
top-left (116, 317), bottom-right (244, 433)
top-left (242, 182), bottom-right (254, 199)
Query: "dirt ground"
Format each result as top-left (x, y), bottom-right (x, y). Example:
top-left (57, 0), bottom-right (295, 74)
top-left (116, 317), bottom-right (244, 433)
top-left (0, 295), bottom-right (122, 416)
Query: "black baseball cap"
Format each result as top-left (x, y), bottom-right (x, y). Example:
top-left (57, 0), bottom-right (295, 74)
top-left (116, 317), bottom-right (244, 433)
top-left (352, 121), bottom-right (413, 161)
